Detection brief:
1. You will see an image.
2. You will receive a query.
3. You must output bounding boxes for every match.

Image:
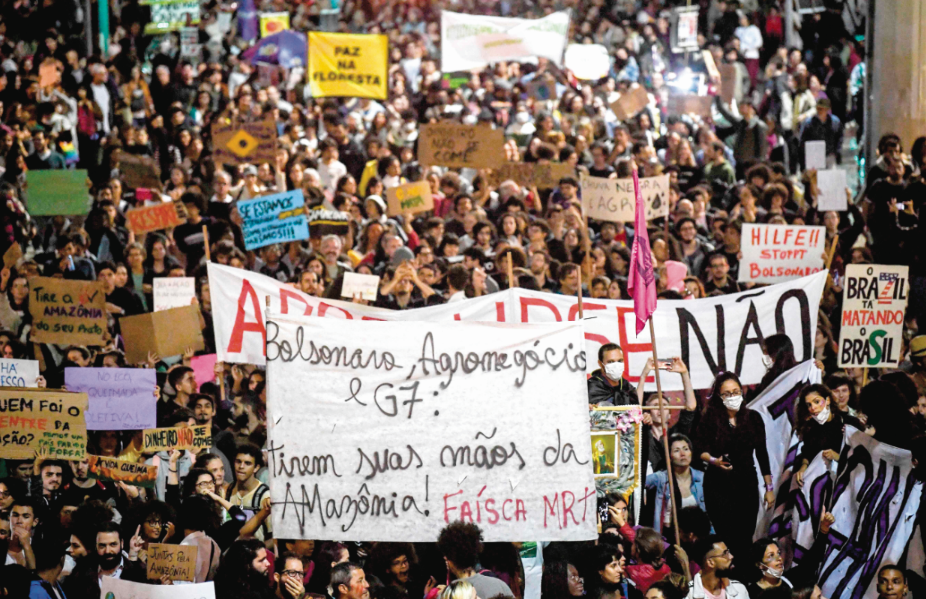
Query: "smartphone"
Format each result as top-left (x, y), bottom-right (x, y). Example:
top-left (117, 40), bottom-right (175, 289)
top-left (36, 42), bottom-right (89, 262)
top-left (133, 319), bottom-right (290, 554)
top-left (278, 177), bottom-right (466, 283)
top-left (597, 498), bottom-right (610, 523)
top-left (657, 360), bottom-right (672, 370)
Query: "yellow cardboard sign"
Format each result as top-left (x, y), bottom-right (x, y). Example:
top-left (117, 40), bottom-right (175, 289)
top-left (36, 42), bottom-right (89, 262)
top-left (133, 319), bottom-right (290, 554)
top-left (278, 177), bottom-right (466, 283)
top-left (308, 32), bottom-right (388, 100)
top-left (260, 12), bottom-right (289, 37)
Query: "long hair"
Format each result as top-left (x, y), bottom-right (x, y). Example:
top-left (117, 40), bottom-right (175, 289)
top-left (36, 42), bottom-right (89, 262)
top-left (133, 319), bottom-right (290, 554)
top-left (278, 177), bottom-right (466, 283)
top-left (755, 334), bottom-right (798, 393)
top-left (703, 371), bottom-right (749, 428)
top-left (634, 527), bottom-right (666, 568)
top-left (307, 542), bottom-right (349, 596)
top-left (215, 538), bottom-right (267, 593)
top-left (795, 384), bottom-right (837, 439)
top-left (540, 561), bottom-right (572, 599)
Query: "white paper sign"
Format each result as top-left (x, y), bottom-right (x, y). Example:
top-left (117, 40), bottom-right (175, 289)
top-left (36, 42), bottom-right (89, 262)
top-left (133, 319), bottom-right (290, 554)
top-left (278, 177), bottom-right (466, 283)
top-left (441, 11), bottom-right (570, 72)
top-left (208, 263), bottom-right (827, 392)
top-left (817, 169), bottom-right (847, 211)
top-left (564, 44), bottom-right (610, 81)
top-left (581, 174), bottom-right (670, 222)
top-left (341, 272), bottom-right (380, 301)
top-left (0, 358), bottom-right (39, 387)
top-left (837, 264), bottom-right (909, 368)
top-left (101, 576), bottom-right (216, 599)
top-left (739, 224), bottom-right (826, 284)
top-left (266, 316), bottom-right (597, 542)
top-left (805, 140), bottom-right (827, 171)
top-left (154, 277), bottom-right (196, 312)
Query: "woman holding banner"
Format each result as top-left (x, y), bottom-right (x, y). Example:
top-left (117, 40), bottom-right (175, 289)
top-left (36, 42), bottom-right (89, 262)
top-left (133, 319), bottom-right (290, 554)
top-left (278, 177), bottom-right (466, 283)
top-left (794, 384), bottom-right (862, 488)
top-left (693, 372), bottom-right (774, 560)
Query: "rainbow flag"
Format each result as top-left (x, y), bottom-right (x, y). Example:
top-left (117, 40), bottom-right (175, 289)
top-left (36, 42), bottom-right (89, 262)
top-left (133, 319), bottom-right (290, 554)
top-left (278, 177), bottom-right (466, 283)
top-left (59, 141), bottom-right (79, 166)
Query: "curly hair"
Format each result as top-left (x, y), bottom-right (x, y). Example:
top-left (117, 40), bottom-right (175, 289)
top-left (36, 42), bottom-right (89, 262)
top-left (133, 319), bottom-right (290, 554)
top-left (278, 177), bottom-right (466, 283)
top-left (436, 522), bottom-right (483, 570)
top-left (367, 542), bottom-right (417, 583)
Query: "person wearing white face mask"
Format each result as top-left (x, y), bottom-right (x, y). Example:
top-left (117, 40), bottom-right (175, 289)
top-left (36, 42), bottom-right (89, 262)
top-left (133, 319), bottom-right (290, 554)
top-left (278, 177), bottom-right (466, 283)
top-left (794, 384), bottom-right (863, 488)
top-left (692, 372), bottom-right (775, 562)
top-left (587, 343), bottom-right (640, 407)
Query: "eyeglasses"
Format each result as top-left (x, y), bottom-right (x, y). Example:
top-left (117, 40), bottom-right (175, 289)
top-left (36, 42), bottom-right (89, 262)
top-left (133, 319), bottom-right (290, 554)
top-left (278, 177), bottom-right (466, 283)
top-left (719, 391), bottom-right (741, 399)
top-left (145, 519), bottom-right (163, 527)
top-left (568, 575), bottom-right (583, 582)
top-left (195, 481), bottom-right (215, 488)
top-left (282, 570), bottom-right (305, 578)
top-left (708, 549), bottom-right (732, 559)
top-left (0, 490), bottom-right (12, 498)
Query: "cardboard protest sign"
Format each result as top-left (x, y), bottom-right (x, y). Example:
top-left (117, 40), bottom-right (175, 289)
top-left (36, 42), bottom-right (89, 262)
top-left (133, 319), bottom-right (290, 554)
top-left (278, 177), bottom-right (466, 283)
top-left (39, 60), bottom-right (61, 87)
top-left (441, 11), bottom-right (569, 72)
top-left (208, 262), bottom-right (827, 392)
top-left (527, 75), bottom-right (558, 101)
top-left (719, 64), bottom-right (736, 104)
top-left (238, 190), bottom-right (310, 250)
top-left (141, 0), bottom-right (202, 34)
top-left (125, 202), bottom-right (186, 235)
top-left (88, 454), bottom-right (158, 487)
top-left (148, 543), bottom-right (198, 581)
top-left (65, 367), bottom-right (157, 430)
top-left (817, 169), bottom-right (847, 211)
top-left (610, 86), bottom-right (649, 121)
top-left (120, 305), bottom-right (205, 365)
top-left (838, 264), bottom-right (909, 368)
top-left (418, 123), bottom-right (505, 169)
top-left (738, 224), bottom-right (826, 284)
top-left (0, 359), bottom-right (39, 387)
top-left (385, 181), bottom-right (433, 216)
top-left (666, 94), bottom-right (713, 118)
top-left (308, 32), bottom-right (388, 100)
top-left (702, 50), bottom-right (720, 81)
top-left (260, 12), bottom-right (289, 36)
top-left (29, 277), bottom-right (106, 346)
top-left (3, 243), bottom-right (22, 269)
top-left (211, 115), bottom-right (277, 166)
top-left (0, 389), bottom-right (87, 459)
top-left (143, 425), bottom-right (212, 452)
top-left (267, 315), bottom-right (596, 541)
top-left (582, 174), bottom-right (670, 222)
top-left (180, 26), bottom-right (201, 62)
top-left (118, 152), bottom-right (163, 190)
top-left (805, 140), bottom-right (827, 171)
top-left (190, 353), bottom-right (218, 389)
top-left (306, 208), bottom-right (350, 237)
top-left (341, 272), bottom-right (380, 301)
top-left (487, 162), bottom-right (574, 188)
top-left (102, 577), bottom-right (216, 599)
top-left (25, 170), bottom-right (89, 215)
top-left (153, 277), bottom-right (196, 312)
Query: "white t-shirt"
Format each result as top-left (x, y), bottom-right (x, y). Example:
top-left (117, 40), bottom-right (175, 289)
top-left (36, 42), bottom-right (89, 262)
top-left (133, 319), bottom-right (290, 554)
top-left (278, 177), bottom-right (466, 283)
top-left (90, 83), bottom-right (112, 134)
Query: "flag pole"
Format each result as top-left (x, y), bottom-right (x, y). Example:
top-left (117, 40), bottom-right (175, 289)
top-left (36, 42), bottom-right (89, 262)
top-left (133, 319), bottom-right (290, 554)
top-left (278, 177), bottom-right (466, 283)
top-left (647, 318), bottom-right (689, 581)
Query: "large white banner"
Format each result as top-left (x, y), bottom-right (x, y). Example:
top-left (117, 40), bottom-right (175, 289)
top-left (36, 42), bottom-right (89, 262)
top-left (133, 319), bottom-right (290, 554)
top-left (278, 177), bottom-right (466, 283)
top-left (837, 264), bottom-right (909, 368)
top-left (266, 315), bottom-right (596, 542)
top-left (748, 361), bottom-right (821, 544)
top-left (440, 11), bottom-right (570, 72)
top-left (208, 264), bottom-right (826, 391)
top-left (739, 224), bottom-right (826, 284)
top-left (816, 428), bottom-right (923, 599)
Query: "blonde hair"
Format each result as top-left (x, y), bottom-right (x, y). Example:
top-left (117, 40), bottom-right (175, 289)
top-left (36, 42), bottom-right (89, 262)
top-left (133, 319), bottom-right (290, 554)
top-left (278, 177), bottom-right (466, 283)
top-left (439, 580), bottom-right (476, 599)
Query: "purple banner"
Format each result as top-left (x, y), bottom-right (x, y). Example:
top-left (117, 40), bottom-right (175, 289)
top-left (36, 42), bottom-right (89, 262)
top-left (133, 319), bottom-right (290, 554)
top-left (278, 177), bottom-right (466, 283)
top-left (65, 367), bottom-right (157, 430)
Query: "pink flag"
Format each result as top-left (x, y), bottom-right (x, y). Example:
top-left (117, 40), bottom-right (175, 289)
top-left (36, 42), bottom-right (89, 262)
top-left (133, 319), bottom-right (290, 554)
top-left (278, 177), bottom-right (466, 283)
top-left (627, 169), bottom-right (657, 335)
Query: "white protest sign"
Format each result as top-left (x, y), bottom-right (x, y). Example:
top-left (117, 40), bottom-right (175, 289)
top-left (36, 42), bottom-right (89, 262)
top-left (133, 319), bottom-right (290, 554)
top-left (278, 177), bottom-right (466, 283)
top-left (154, 277), bottom-right (196, 312)
top-left (581, 174), bottom-right (670, 222)
top-left (805, 140), bottom-right (827, 171)
top-left (266, 316), bottom-right (596, 541)
top-left (817, 169), bottom-right (847, 211)
top-left (440, 11), bottom-right (570, 72)
top-left (0, 358), bottom-right (39, 387)
top-left (341, 272), bottom-right (380, 301)
top-left (837, 264), bottom-right (909, 368)
top-left (739, 224), bottom-right (826, 284)
top-left (101, 576), bottom-right (216, 599)
top-left (208, 263), bottom-right (826, 391)
top-left (564, 44), bottom-right (610, 80)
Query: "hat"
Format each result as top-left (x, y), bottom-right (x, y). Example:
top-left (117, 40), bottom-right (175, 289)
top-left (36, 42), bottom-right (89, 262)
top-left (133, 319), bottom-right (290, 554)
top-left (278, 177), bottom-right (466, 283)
top-left (364, 194), bottom-right (387, 214)
top-left (391, 246), bottom-right (415, 266)
top-left (243, 165), bottom-right (258, 177)
top-left (911, 336), bottom-right (926, 358)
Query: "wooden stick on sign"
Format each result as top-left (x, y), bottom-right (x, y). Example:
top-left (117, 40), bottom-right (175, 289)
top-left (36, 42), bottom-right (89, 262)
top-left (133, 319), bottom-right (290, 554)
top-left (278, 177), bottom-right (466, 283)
top-left (202, 225), bottom-right (211, 262)
top-left (507, 252), bottom-right (515, 290)
top-left (647, 318), bottom-right (691, 582)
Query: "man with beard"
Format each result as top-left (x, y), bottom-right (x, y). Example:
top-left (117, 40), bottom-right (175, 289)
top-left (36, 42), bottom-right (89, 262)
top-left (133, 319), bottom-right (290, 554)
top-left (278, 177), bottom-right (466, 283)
top-left (332, 562), bottom-right (371, 599)
top-left (30, 458), bottom-right (65, 513)
top-left (61, 458), bottom-right (115, 506)
top-left (64, 522), bottom-right (146, 597)
top-left (686, 536), bottom-right (747, 598)
top-left (214, 538), bottom-right (273, 599)
top-left (274, 552), bottom-right (307, 599)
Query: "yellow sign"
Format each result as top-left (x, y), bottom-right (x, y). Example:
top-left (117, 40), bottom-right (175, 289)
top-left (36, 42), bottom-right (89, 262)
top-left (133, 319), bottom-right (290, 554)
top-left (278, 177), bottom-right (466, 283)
top-left (226, 130), bottom-right (259, 158)
top-left (260, 12), bottom-right (290, 37)
top-left (308, 32), bottom-right (388, 100)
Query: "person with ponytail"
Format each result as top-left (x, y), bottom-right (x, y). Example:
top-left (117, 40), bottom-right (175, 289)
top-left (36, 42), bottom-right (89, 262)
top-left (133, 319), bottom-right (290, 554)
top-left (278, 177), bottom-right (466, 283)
top-left (692, 372), bottom-right (774, 560)
top-left (625, 528), bottom-right (672, 592)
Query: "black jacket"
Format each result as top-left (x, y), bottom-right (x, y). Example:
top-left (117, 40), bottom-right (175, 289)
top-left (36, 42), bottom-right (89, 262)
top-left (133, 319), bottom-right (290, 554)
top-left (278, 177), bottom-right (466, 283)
top-left (587, 370), bottom-right (637, 405)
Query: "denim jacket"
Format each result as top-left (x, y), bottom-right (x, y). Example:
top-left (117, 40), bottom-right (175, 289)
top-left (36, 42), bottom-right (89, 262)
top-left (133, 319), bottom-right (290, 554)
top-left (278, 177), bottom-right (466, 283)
top-left (644, 467), bottom-right (709, 534)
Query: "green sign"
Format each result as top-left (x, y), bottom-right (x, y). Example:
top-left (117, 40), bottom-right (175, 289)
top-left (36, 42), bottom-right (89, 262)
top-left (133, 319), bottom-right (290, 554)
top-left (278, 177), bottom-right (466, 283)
top-left (26, 170), bottom-right (90, 216)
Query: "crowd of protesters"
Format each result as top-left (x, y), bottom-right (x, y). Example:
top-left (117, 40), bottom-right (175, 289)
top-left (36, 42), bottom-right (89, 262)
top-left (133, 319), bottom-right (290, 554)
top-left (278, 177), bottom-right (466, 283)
top-left (0, 0), bottom-right (922, 598)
